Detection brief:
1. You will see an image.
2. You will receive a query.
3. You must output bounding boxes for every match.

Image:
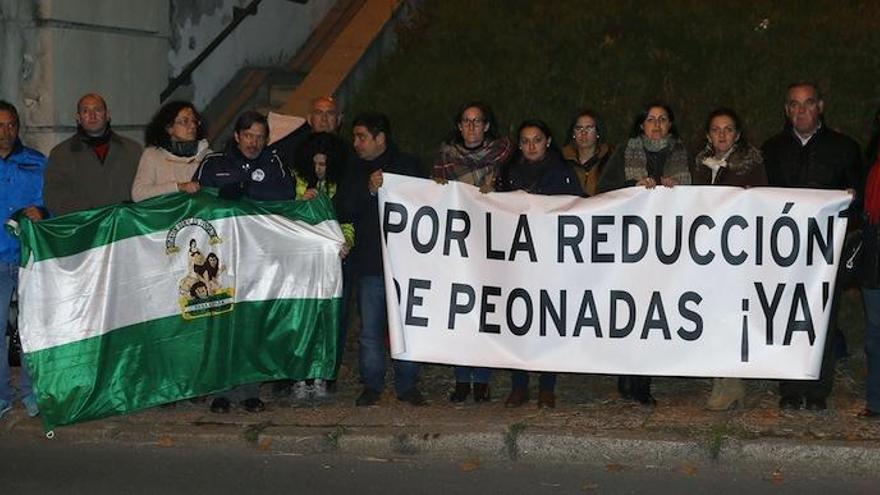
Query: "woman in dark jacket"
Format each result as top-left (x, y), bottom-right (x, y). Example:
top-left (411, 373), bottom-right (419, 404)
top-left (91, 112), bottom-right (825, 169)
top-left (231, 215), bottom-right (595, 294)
top-left (693, 107), bottom-right (767, 411)
top-left (859, 107), bottom-right (880, 418)
top-left (496, 119), bottom-right (581, 409)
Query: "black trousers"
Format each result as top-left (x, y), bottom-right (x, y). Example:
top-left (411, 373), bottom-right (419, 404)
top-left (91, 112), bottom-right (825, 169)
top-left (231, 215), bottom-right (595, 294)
top-left (778, 285), bottom-right (842, 401)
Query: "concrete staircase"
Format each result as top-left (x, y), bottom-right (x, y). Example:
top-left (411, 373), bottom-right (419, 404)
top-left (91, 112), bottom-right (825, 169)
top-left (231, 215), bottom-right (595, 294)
top-left (202, 0), bottom-right (408, 146)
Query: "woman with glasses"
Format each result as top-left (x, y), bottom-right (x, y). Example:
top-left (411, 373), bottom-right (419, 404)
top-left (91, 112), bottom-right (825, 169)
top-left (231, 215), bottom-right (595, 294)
top-left (693, 107), bottom-right (766, 410)
top-left (562, 110), bottom-right (613, 197)
top-left (432, 101), bottom-right (511, 403)
top-left (132, 101), bottom-right (212, 201)
top-left (496, 119), bottom-right (582, 409)
top-left (597, 101), bottom-right (691, 407)
top-left (597, 101), bottom-right (690, 193)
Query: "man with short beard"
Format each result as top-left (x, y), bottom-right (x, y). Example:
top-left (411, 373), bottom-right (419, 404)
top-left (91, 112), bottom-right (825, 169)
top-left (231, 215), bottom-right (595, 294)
top-left (45, 93), bottom-right (142, 216)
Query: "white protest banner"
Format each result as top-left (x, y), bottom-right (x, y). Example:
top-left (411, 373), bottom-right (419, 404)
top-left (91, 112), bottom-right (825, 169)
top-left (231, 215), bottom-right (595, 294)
top-left (378, 173), bottom-right (852, 379)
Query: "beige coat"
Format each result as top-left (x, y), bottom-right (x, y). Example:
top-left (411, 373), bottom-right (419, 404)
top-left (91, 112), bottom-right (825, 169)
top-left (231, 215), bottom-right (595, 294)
top-left (131, 140), bottom-right (212, 202)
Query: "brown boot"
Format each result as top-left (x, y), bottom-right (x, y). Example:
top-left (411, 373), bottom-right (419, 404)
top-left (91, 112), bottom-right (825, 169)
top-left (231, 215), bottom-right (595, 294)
top-left (706, 378), bottom-right (745, 411)
top-left (505, 387), bottom-right (529, 408)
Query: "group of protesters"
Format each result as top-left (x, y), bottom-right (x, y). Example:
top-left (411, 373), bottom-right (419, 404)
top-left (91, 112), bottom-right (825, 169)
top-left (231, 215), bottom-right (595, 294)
top-left (1, 79), bottom-right (879, 422)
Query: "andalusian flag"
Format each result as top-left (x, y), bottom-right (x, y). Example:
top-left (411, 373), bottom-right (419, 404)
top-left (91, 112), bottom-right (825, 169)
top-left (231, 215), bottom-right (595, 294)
top-left (11, 190), bottom-right (343, 431)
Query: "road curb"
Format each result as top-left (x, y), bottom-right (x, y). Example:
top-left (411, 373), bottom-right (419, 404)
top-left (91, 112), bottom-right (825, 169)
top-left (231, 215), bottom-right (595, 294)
top-left (6, 418), bottom-right (880, 476)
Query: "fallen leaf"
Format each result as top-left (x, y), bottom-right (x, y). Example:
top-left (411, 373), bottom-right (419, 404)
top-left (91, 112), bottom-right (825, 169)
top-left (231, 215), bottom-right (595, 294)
top-left (458, 458), bottom-right (480, 472)
top-left (581, 482), bottom-right (600, 492)
top-left (769, 468), bottom-right (784, 485)
top-left (605, 463), bottom-right (625, 472)
top-left (679, 463), bottom-right (698, 476)
top-left (257, 437), bottom-right (273, 451)
top-left (156, 436), bottom-right (174, 448)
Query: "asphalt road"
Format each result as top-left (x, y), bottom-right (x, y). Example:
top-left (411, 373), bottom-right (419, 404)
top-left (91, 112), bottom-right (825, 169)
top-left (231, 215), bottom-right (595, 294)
top-left (1, 439), bottom-right (878, 494)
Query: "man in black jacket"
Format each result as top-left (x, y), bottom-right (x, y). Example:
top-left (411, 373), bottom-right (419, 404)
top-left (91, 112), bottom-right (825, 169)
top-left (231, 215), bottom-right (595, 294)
top-left (762, 81), bottom-right (863, 411)
top-left (194, 110), bottom-right (295, 201)
top-left (336, 112), bottom-right (427, 407)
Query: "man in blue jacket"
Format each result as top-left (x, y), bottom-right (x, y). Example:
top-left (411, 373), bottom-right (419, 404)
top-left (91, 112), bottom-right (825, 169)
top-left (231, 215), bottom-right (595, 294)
top-left (0, 100), bottom-right (47, 420)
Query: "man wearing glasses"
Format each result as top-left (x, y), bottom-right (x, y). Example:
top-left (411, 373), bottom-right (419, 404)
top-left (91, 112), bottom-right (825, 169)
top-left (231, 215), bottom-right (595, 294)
top-left (44, 93), bottom-right (142, 216)
top-left (762, 81), bottom-right (863, 411)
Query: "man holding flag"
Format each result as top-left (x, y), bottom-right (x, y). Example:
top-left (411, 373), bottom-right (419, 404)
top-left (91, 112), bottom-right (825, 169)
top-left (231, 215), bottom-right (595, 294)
top-left (0, 100), bottom-right (47, 419)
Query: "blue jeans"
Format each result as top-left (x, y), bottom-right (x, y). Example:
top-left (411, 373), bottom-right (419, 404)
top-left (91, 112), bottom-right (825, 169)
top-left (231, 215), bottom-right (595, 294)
top-left (454, 366), bottom-right (491, 384)
top-left (864, 288), bottom-right (880, 412)
top-left (510, 370), bottom-right (556, 392)
top-left (0, 262), bottom-right (33, 405)
top-left (358, 275), bottom-right (419, 396)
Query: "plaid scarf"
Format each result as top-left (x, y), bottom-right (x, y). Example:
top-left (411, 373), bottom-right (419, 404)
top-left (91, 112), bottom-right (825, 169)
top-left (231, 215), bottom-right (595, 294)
top-left (432, 137), bottom-right (512, 187)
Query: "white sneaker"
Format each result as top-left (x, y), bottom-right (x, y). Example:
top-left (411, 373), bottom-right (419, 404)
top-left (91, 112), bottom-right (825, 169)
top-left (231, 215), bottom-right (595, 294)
top-left (313, 379), bottom-right (328, 399)
top-left (292, 381), bottom-right (309, 401)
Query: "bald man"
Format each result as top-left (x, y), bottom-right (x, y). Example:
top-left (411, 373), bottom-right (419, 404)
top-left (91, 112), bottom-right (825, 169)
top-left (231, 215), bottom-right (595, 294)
top-left (45, 93), bottom-right (142, 216)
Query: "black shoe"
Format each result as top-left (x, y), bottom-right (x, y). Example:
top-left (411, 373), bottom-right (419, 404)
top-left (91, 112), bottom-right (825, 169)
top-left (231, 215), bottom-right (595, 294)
top-left (398, 388), bottom-right (427, 407)
top-left (617, 376), bottom-right (632, 400)
top-left (397, 387), bottom-right (427, 407)
top-left (857, 408), bottom-right (880, 419)
top-left (473, 383), bottom-right (491, 402)
top-left (805, 397), bottom-right (827, 411)
top-left (272, 380), bottom-right (292, 398)
top-left (449, 382), bottom-right (471, 403)
top-left (779, 396), bottom-right (803, 410)
top-left (210, 397), bottom-right (231, 414)
top-left (326, 379), bottom-right (338, 394)
top-left (356, 388), bottom-right (381, 407)
top-left (241, 398), bottom-right (265, 413)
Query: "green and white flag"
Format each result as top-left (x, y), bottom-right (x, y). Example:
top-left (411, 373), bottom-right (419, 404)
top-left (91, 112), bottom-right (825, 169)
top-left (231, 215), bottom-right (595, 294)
top-left (12, 190), bottom-right (343, 430)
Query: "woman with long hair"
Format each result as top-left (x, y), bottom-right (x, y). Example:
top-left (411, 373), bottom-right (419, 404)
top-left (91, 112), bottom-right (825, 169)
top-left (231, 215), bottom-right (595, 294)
top-left (496, 119), bottom-right (582, 409)
top-left (132, 101), bottom-right (211, 201)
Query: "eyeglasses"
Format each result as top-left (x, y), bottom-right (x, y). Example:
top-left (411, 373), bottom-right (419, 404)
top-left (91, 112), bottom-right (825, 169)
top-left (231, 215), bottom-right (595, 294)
top-left (644, 116), bottom-right (670, 125)
top-left (460, 118), bottom-right (485, 128)
top-left (174, 118), bottom-right (200, 127)
top-left (0, 122), bottom-right (17, 131)
top-left (573, 125), bottom-right (596, 134)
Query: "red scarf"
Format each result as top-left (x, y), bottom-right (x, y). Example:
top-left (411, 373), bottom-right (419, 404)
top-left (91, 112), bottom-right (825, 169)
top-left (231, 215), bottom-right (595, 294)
top-left (866, 153), bottom-right (880, 224)
top-left (92, 141), bottom-right (109, 163)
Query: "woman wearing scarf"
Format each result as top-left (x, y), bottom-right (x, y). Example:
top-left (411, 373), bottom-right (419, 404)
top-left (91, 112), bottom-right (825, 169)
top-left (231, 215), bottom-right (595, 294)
top-left (693, 107), bottom-right (766, 410)
top-left (496, 119), bottom-right (582, 409)
top-left (597, 101), bottom-right (691, 407)
top-left (433, 102), bottom-right (511, 403)
top-left (132, 101), bottom-right (212, 202)
top-left (859, 108), bottom-right (880, 419)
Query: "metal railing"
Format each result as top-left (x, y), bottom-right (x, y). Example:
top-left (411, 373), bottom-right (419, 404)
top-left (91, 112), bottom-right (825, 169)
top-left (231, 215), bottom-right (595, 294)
top-left (160, 0), bottom-right (309, 102)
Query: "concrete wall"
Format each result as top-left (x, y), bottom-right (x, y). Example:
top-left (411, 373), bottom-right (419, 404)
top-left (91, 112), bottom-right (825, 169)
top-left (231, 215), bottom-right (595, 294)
top-left (1, 0), bottom-right (170, 154)
top-left (168, 0), bottom-right (335, 111)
